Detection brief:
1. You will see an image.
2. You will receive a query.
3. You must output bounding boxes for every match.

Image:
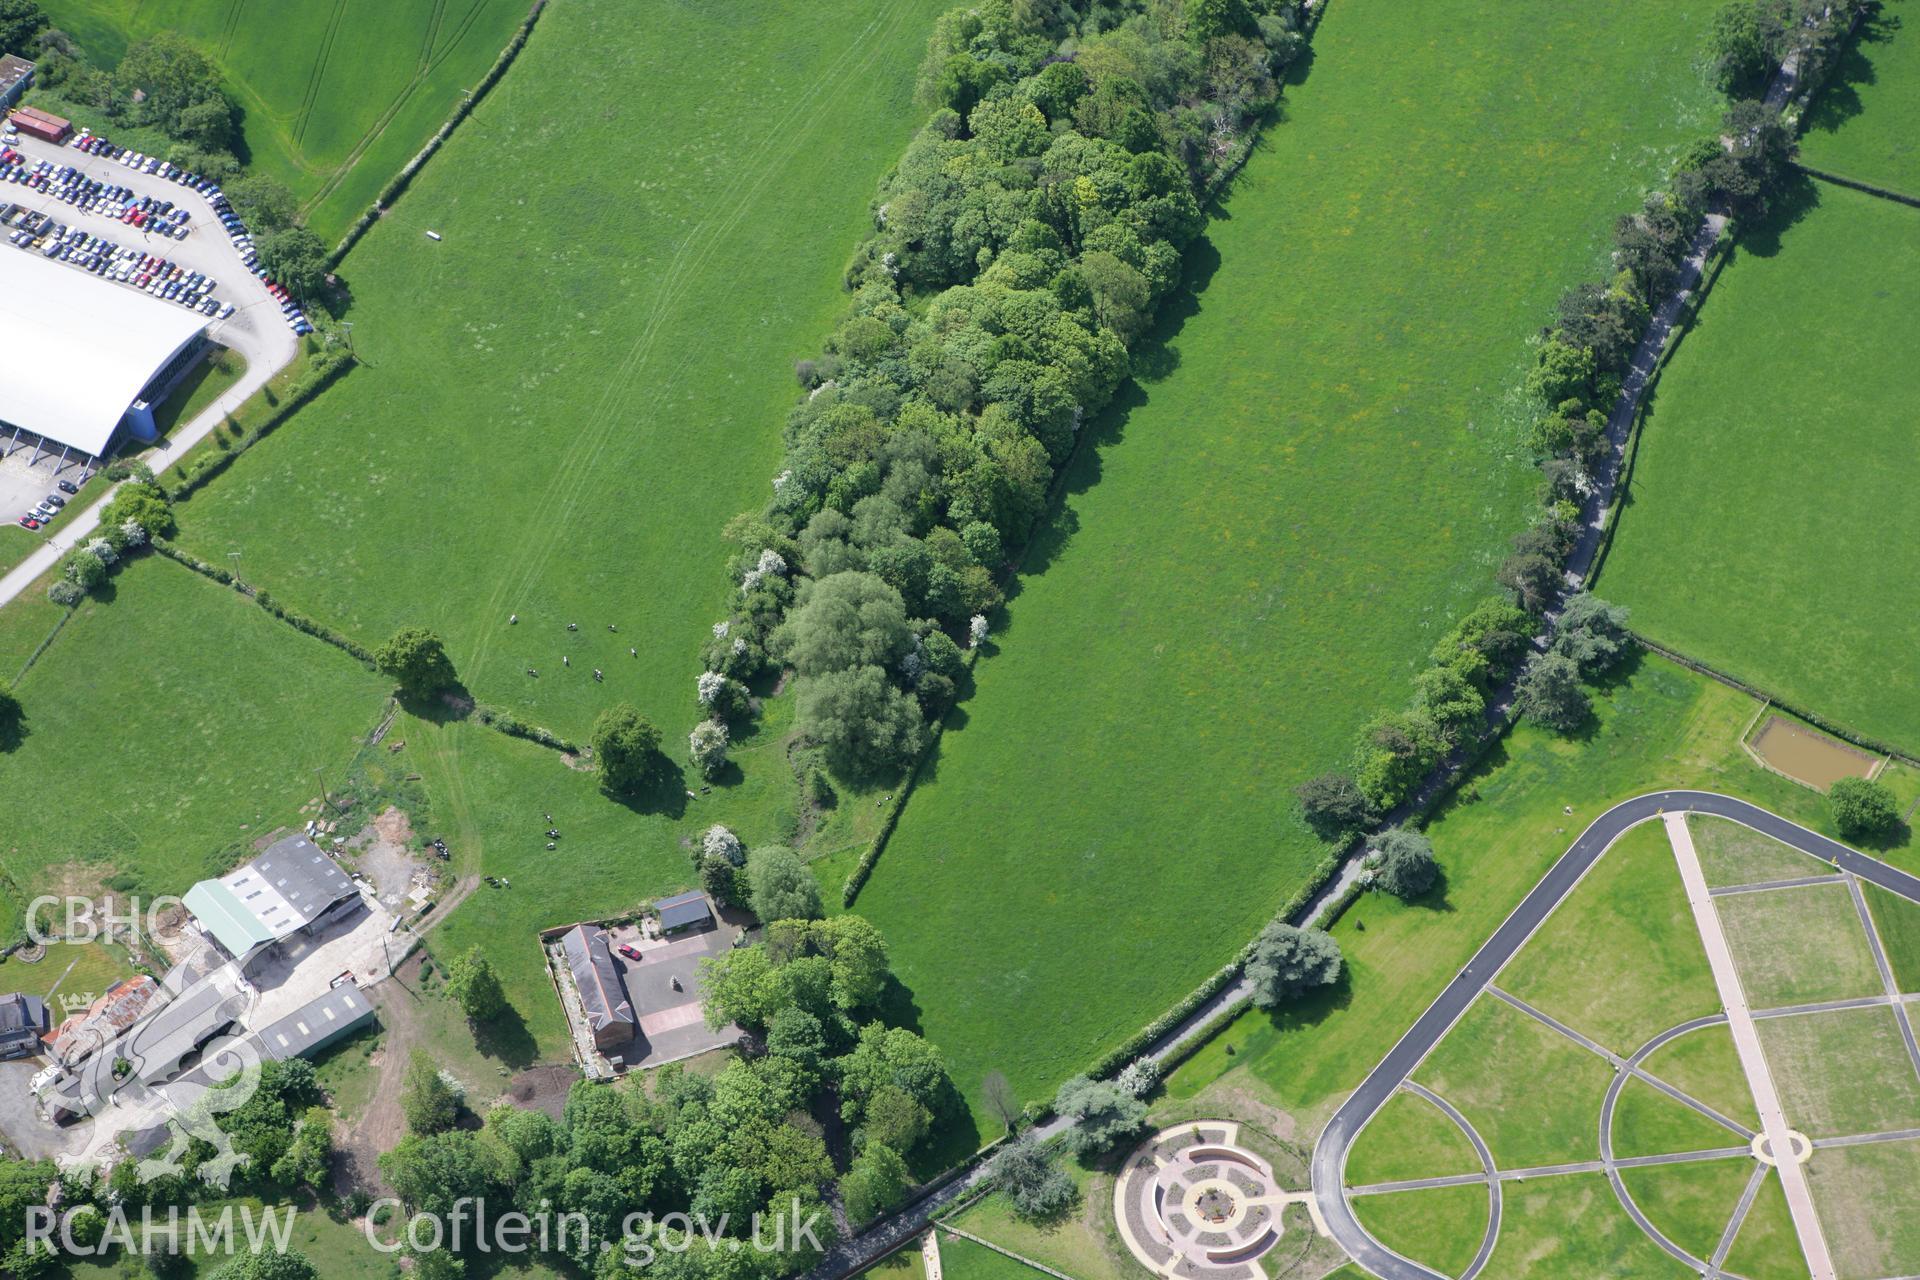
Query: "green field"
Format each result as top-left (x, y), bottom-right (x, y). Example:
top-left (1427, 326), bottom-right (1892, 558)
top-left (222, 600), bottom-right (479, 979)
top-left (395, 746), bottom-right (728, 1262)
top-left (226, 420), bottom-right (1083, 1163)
top-left (1345, 1089), bottom-right (1482, 1186)
top-left (1416, 995), bottom-right (1615, 1171)
top-left (1757, 1005), bottom-right (1920, 1138)
top-left (1498, 819), bottom-right (1718, 1054)
top-left (1609, 1076), bottom-right (1746, 1159)
top-left (0, 557), bottom-right (390, 903)
top-left (1163, 657), bottom-right (1829, 1124)
top-left (1716, 881), bottom-right (1882, 1009)
top-left (40, 0), bottom-right (531, 241)
top-left (847, 0), bottom-right (1728, 1125)
top-left (1688, 815), bottom-right (1827, 887)
top-left (935, 1236), bottom-right (1048, 1280)
top-left (171, 0), bottom-right (942, 774)
top-left (1350, 1184), bottom-right (1487, 1278)
top-left (1479, 1174), bottom-right (1692, 1278)
top-left (1799, 1), bottom-right (1920, 197)
top-left (1635, 1022), bottom-right (1758, 1131)
top-left (1721, 1170), bottom-right (1802, 1280)
top-left (1865, 882), bottom-right (1920, 992)
top-left (1618, 1157), bottom-right (1755, 1264)
top-left (1598, 182), bottom-right (1920, 749)
top-left (1805, 1136), bottom-right (1920, 1279)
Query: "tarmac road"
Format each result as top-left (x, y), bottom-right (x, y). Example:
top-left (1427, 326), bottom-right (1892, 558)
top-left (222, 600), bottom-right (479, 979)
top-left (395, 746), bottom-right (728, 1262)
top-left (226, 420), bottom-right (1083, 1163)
top-left (1308, 790), bottom-right (1920, 1280)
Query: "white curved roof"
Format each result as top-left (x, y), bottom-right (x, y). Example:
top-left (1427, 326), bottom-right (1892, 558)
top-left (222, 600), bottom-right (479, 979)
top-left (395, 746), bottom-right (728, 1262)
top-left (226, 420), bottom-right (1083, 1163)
top-left (0, 245), bottom-right (206, 455)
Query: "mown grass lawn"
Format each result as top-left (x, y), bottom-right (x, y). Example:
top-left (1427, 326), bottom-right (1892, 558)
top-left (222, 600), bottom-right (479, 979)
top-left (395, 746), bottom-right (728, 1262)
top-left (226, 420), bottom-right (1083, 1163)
top-left (0, 557), bottom-right (390, 909)
top-left (1498, 819), bottom-right (1720, 1056)
top-left (40, 0), bottom-right (531, 241)
top-left (1798, 1), bottom-right (1920, 198)
top-left (1635, 1021), bottom-right (1758, 1132)
top-left (1480, 1173), bottom-right (1694, 1279)
top-left (1721, 1169), bottom-right (1801, 1280)
top-left (1162, 656), bottom-right (1829, 1129)
top-left (1689, 814), bottom-right (1829, 887)
top-left (1609, 1075), bottom-right (1745, 1160)
top-left (1349, 1184), bottom-right (1487, 1278)
top-left (1715, 880), bottom-right (1882, 1009)
top-left (173, 0), bottom-right (944, 757)
top-left (1758, 1005), bottom-right (1920, 1139)
top-left (847, 0), bottom-right (1727, 1126)
top-left (1804, 1136), bottom-right (1920, 1279)
top-left (1415, 994), bottom-right (1616, 1171)
top-left (1618, 1156), bottom-right (1755, 1265)
top-left (1863, 881), bottom-right (1920, 992)
top-left (936, 1235), bottom-right (1048, 1280)
top-left (1344, 1089), bottom-right (1482, 1186)
top-left (1597, 182), bottom-right (1920, 751)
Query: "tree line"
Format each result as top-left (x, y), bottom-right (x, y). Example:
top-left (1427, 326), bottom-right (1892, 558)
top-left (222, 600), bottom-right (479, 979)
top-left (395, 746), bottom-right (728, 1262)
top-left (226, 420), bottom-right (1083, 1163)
top-left (694, 0), bottom-right (1309, 782)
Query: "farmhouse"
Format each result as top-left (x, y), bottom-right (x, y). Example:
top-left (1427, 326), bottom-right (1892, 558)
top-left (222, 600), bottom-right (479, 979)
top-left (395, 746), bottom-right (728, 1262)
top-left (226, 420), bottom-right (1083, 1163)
top-left (46, 975), bottom-right (159, 1067)
top-left (182, 835), bottom-right (360, 966)
top-left (0, 992), bottom-right (48, 1060)
top-left (0, 244), bottom-right (208, 472)
top-left (560, 924), bottom-right (635, 1053)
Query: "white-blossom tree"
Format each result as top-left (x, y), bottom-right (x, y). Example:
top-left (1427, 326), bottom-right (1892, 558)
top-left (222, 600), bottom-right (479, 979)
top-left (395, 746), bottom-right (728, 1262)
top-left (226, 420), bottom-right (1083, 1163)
top-left (702, 824), bottom-right (745, 867)
top-left (689, 720), bottom-right (729, 779)
top-left (968, 614), bottom-right (990, 648)
top-left (697, 670), bottom-right (727, 706)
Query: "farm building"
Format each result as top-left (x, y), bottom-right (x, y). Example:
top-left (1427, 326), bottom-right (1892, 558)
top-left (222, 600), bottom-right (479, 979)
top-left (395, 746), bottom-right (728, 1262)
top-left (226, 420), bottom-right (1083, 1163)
top-left (251, 985), bottom-right (373, 1062)
top-left (0, 244), bottom-right (207, 471)
top-left (8, 103), bottom-right (66, 141)
top-left (655, 890), bottom-right (714, 934)
top-left (0, 992), bottom-right (48, 1060)
top-left (561, 924), bottom-right (635, 1052)
top-left (46, 975), bottom-right (159, 1067)
top-left (0, 56), bottom-right (32, 110)
top-left (182, 835), bottom-right (360, 966)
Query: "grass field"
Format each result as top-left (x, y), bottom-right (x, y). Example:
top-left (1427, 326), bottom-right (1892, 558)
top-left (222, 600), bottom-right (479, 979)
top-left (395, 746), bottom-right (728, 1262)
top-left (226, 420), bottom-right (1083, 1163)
top-left (1597, 182), bottom-right (1920, 750)
top-left (1689, 815), bottom-right (1827, 887)
top-left (847, 0), bottom-right (1728, 1126)
top-left (1618, 1157), bottom-right (1755, 1264)
top-left (1804, 1136), bottom-right (1920, 1279)
top-left (1415, 995), bottom-right (1615, 1171)
top-left (0, 557), bottom-right (390, 906)
top-left (1498, 820), bottom-right (1719, 1054)
top-left (1635, 1022), bottom-right (1758, 1131)
top-left (40, 0), bottom-right (532, 242)
top-left (1349, 1184), bottom-right (1486, 1278)
top-left (1798, 1), bottom-right (1920, 197)
top-left (1757, 1005), bottom-right (1920, 1138)
top-left (171, 0), bottom-right (943, 784)
top-left (1716, 881), bottom-right (1882, 1008)
top-left (936, 1235), bottom-right (1048, 1280)
top-left (1479, 1173), bottom-right (1693, 1278)
top-left (1721, 1169), bottom-right (1801, 1280)
top-left (1864, 882), bottom-right (1920, 992)
top-left (1163, 657), bottom-right (1829, 1126)
top-left (950, 1160), bottom-right (1131, 1280)
top-left (1609, 1075), bottom-right (1746, 1160)
top-left (1345, 1089), bottom-right (1482, 1185)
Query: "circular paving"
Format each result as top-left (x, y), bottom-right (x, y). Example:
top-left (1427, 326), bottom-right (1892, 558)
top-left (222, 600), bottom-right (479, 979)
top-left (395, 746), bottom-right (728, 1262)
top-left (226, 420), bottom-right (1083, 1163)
top-left (1113, 1123), bottom-right (1288, 1278)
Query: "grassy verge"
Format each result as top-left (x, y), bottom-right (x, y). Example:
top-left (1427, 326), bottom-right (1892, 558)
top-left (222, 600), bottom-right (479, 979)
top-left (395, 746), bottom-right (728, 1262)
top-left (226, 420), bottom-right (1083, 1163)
top-left (1689, 814), bottom-right (1830, 886)
top-left (1349, 1184), bottom-right (1487, 1277)
top-left (1344, 1089), bottom-right (1482, 1185)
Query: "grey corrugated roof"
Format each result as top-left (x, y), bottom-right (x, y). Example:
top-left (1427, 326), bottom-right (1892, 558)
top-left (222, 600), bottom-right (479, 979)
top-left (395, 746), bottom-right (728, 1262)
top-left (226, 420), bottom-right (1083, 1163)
top-left (0, 992), bottom-right (46, 1034)
top-left (562, 925), bottom-right (633, 1032)
top-left (656, 890), bottom-right (712, 931)
top-left (252, 986), bottom-right (373, 1062)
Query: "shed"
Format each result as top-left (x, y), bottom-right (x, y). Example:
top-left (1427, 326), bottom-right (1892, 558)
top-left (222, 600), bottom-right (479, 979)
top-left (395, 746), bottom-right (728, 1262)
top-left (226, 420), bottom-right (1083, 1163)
top-left (252, 986), bottom-right (373, 1062)
top-left (0, 992), bottom-right (48, 1060)
top-left (655, 890), bottom-right (713, 934)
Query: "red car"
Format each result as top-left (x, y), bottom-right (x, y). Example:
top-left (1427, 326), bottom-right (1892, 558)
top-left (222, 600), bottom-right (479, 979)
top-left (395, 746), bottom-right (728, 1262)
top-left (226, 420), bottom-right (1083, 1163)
top-left (617, 944), bottom-right (642, 962)
top-left (17, 517), bottom-right (41, 530)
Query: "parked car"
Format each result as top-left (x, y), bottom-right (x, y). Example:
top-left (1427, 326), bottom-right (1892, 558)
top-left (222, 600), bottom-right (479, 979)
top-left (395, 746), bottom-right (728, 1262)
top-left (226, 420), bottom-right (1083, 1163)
top-left (618, 944), bottom-right (643, 962)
